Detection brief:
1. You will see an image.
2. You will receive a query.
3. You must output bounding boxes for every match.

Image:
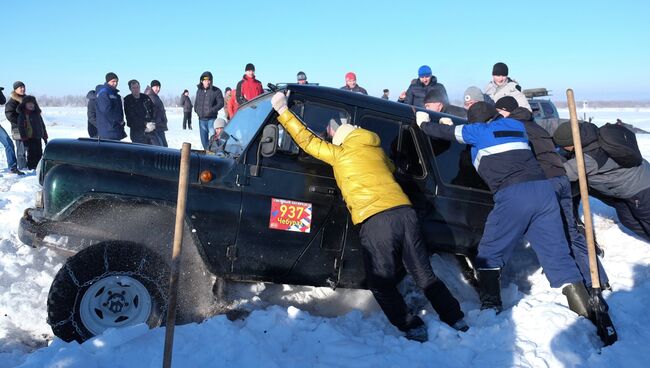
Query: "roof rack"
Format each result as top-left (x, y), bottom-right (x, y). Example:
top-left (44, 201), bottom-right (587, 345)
top-left (523, 88), bottom-right (551, 98)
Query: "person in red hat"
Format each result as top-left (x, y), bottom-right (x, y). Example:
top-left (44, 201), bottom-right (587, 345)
top-left (340, 72), bottom-right (367, 95)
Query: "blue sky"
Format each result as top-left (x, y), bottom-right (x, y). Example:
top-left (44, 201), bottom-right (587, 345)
top-left (2, 0), bottom-right (649, 101)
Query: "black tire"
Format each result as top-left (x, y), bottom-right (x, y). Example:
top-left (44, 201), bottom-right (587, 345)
top-left (47, 241), bottom-right (169, 343)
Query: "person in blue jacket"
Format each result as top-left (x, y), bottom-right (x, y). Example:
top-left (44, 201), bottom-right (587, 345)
top-left (95, 72), bottom-right (126, 140)
top-left (415, 102), bottom-right (597, 324)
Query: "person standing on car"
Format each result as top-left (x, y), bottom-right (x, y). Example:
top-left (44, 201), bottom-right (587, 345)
top-left (270, 92), bottom-right (468, 342)
top-left (0, 86), bottom-right (23, 175)
top-left (181, 89), bottom-right (193, 130)
top-left (422, 88), bottom-right (467, 118)
top-left (194, 71), bottom-right (224, 150)
top-left (495, 96), bottom-right (610, 289)
top-left (553, 121), bottom-right (650, 242)
top-left (340, 72), bottom-right (368, 95)
top-left (95, 73), bottom-right (126, 140)
top-left (398, 65), bottom-right (448, 107)
top-left (484, 62), bottom-right (531, 112)
top-left (4, 81), bottom-right (29, 169)
top-left (16, 95), bottom-right (48, 169)
top-left (146, 80), bottom-right (168, 147)
top-left (236, 63), bottom-right (264, 106)
top-left (416, 102), bottom-right (597, 324)
top-left (123, 80), bottom-right (155, 145)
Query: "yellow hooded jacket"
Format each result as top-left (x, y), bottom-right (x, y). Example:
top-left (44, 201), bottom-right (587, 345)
top-left (277, 109), bottom-right (412, 224)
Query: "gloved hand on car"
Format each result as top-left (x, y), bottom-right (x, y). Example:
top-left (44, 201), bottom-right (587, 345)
top-left (145, 122), bottom-right (156, 133)
top-left (415, 111), bottom-right (430, 127)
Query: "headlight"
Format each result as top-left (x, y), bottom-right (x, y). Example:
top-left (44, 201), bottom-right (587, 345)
top-left (35, 190), bottom-right (44, 208)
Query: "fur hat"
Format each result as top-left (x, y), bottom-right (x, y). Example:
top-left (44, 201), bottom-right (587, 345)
top-left (468, 102), bottom-right (499, 123)
top-left (332, 124), bottom-right (357, 146)
top-left (495, 96), bottom-right (519, 112)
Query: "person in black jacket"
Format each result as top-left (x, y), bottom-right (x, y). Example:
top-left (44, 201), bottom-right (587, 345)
top-left (86, 88), bottom-right (98, 138)
top-left (146, 80), bottom-right (168, 147)
top-left (5, 81), bottom-right (29, 169)
top-left (17, 95), bottom-right (48, 169)
top-left (422, 88), bottom-right (467, 118)
top-left (181, 89), bottom-right (193, 130)
top-left (496, 96), bottom-right (609, 289)
top-left (194, 71), bottom-right (224, 150)
top-left (340, 72), bottom-right (368, 95)
top-left (0, 86), bottom-right (23, 175)
top-left (124, 80), bottom-right (155, 144)
top-left (398, 65), bottom-right (448, 107)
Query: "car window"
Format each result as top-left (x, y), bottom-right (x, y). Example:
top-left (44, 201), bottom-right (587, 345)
top-left (277, 100), bottom-right (351, 155)
top-left (357, 115), bottom-right (401, 162)
top-left (541, 102), bottom-right (557, 118)
top-left (430, 137), bottom-right (489, 191)
top-left (223, 95), bottom-right (273, 158)
top-left (529, 101), bottom-right (543, 119)
top-left (398, 129), bottom-right (424, 178)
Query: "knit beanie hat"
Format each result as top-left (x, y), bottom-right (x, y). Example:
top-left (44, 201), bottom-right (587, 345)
top-left (214, 118), bottom-right (227, 129)
top-left (464, 86), bottom-right (484, 103)
top-left (296, 71), bottom-right (307, 81)
top-left (105, 72), bottom-right (118, 83)
top-left (128, 79), bottom-right (139, 89)
top-left (13, 81), bottom-right (25, 90)
top-left (418, 65), bottom-right (432, 78)
top-left (495, 96), bottom-right (519, 112)
top-left (245, 63), bottom-right (255, 72)
top-left (468, 102), bottom-right (499, 123)
top-left (332, 124), bottom-right (358, 146)
top-left (492, 62), bottom-right (509, 76)
top-left (553, 121), bottom-right (575, 147)
top-left (151, 80), bottom-right (161, 88)
top-left (345, 72), bottom-right (357, 81)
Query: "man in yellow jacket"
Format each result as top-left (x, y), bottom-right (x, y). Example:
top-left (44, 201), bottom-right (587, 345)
top-left (271, 93), bottom-right (467, 342)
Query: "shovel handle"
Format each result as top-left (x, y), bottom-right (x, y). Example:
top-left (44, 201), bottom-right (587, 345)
top-left (566, 89), bottom-right (601, 289)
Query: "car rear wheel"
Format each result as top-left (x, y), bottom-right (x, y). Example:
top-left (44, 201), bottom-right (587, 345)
top-left (47, 241), bottom-right (169, 342)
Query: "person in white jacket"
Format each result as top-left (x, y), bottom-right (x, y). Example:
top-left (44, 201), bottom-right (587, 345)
top-left (484, 62), bottom-right (531, 112)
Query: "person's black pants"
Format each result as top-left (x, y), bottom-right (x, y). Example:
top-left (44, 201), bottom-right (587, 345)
top-left (25, 138), bottom-right (43, 170)
top-left (183, 111), bottom-right (192, 129)
top-left (359, 206), bottom-right (463, 331)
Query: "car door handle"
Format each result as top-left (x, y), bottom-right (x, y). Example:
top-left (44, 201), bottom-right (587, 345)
top-left (309, 185), bottom-right (337, 196)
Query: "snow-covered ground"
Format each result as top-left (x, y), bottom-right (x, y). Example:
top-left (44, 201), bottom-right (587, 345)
top-left (1, 107), bottom-right (650, 367)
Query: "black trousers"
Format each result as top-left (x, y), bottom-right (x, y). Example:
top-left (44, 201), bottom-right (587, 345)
top-left (359, 206), bottom-right (463, 331)
top-left (25, 138), bottom-right (43, 170)
top-left (183, 111), bottom-right (192, 129)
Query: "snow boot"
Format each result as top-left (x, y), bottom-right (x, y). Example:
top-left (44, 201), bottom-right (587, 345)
top-left (562, 281), bottom-right (591, 318)
top-left (452, 319), bottom-right (469, 332)
top-left (477, 268), bottom-right (502, 313)
top-left (405, 324), bottom-right (428, 342)
top-left (423, 280), bottom-right (464, 327)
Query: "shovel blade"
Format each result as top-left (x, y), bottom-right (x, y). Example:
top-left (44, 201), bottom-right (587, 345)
top-left (589, 290), bottom-right (618, 346)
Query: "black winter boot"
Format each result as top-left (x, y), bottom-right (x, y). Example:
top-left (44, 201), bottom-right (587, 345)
top-left (423, 280), bottom-right (464, 326)
top-left (477, 269), bottom-right (502, 313)
top-left (562, 281), bottom-right (591, 318)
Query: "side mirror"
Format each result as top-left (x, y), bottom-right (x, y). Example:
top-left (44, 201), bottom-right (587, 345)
top-left (260, 124), bottom-right (278, 158)
top-left (250, 124), bottom-right (279, 177)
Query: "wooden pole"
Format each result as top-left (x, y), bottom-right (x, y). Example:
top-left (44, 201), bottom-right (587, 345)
top-left (162, 142), bottom-right (192, 368)
top-left (566, 89), bottom-right (601, 289)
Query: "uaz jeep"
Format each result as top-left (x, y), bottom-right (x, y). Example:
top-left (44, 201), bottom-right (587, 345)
top-left (19, 84), bottom-right (494, 342)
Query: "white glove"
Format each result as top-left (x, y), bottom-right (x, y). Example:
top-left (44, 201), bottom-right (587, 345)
top-left (439, 117), bottom-right (453, 126)
top-left (271, 92), bottom-right (288, 114)
top-left (145, 122), bottom-right (156, 133)
top-left (415, 111), bottom-right (430, 127)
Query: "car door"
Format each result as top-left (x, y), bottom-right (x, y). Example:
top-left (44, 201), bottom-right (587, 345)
top-left (233, 96), bottom-right (353, 287)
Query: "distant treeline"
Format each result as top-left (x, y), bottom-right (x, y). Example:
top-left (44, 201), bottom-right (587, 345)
top-left (553, 100), bottom-right (650, 108)
top-left (35, 94), bottom-right (183, 107)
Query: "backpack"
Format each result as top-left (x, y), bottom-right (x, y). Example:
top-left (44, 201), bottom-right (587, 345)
top-left (598, 123), bottom-right (642, 168)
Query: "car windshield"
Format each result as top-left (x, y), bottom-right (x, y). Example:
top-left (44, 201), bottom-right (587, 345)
top-left (221, 94), bottom-right (273, 158)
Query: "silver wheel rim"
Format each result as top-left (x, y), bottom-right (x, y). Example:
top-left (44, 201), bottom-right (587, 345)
top-left (80, 275), bottom-right (153, 336)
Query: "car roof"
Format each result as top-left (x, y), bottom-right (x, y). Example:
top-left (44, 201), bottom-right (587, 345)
top-left (282, 84), bottom-right (432, 123)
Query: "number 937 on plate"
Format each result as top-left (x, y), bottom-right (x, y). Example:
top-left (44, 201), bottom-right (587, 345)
top-left (269, 198), bottom-right (313, 233)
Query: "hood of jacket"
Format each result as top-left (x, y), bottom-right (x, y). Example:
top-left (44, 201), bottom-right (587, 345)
top-left (341, 128), bottom-right (381, 148)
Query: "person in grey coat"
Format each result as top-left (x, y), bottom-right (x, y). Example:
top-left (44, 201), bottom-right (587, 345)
top-left (194, 71), bottom-right (224, 150)
top-left (484, 62), bottom-right (531, 112)
top-left (181, 89), bottom-right (193, 130)
top-left (553, 121), bottom-right (650, 242)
